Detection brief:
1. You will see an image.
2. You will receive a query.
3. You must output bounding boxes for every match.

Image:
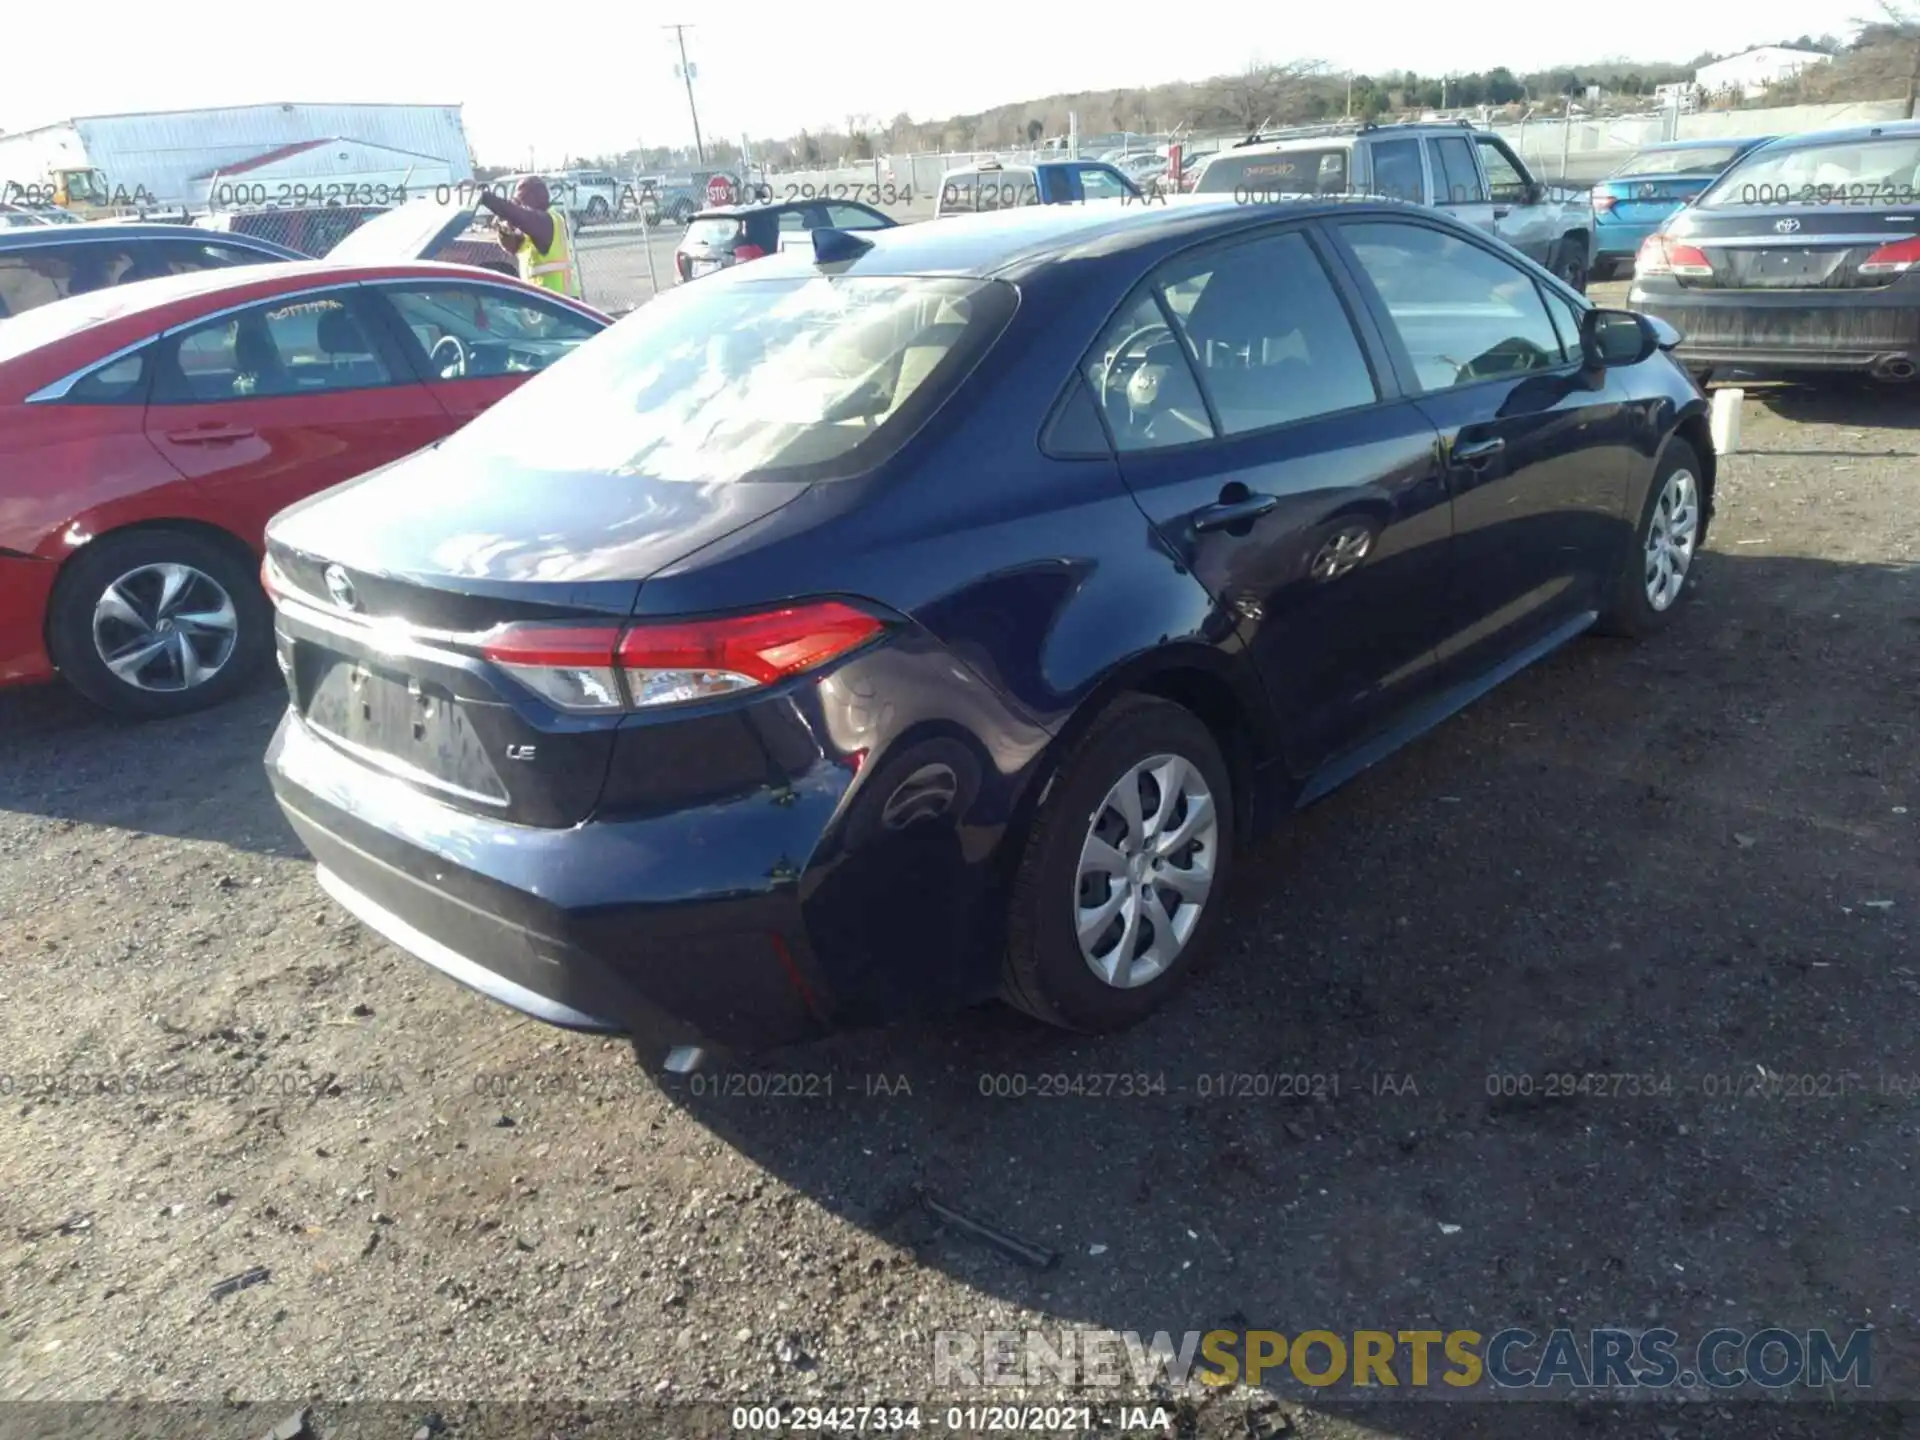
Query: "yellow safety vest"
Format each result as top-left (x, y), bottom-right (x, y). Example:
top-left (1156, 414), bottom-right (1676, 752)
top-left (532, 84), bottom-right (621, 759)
top-left (516, 207), bottom-right (580, 297)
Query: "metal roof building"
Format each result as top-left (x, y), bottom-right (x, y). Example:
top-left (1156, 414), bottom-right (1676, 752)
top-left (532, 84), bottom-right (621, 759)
top-left (0, 102), bottom-right (475, 210)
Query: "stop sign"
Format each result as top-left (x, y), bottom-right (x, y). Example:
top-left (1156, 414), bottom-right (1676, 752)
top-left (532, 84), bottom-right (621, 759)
top-left (705, 174), bottom-right (734, 206)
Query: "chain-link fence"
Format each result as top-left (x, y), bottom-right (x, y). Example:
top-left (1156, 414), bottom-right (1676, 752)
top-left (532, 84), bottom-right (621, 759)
top-left (572, 218), bottom-right (671, 315)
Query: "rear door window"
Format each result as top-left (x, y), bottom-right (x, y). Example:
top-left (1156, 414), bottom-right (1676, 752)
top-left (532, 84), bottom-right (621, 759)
top-left (1156, 229), bottom-right (1378, 433)
top-left (154, 292), bottom-right (397, 401)
top-left (1369, 139), bottom-right (1426, 203)
top-left (1428, 137), bottom-right (1487, 205)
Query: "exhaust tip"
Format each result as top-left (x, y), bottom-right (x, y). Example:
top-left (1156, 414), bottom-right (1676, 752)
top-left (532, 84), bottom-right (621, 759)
top-left (1871, 356), bottom-right (1917, 382)
top-left (663, 1045), bottom-right (708, 1074)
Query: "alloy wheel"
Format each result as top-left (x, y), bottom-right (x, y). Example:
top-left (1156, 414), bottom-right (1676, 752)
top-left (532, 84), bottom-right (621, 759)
top-left (1644, 468), bottom-right (1700, 612)
top-left (1074, 753), bottom-right (1219, 989)
top-left (91, 562), bottom-right (239, 692)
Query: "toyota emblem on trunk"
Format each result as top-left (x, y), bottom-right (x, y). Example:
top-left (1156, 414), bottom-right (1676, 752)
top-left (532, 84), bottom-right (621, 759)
top-left (1775, 218), bottom-right (1801, 233)
top-left (324, 564), bottom-right (358, 611)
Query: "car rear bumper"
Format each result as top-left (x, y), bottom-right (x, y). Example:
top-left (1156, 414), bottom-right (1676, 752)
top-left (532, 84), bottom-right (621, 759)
top-left (1628, 283), bottom-right (1920, 374)
top-left (0, 554), bottom-right (58, 688)
top-left (267, 709), bottom-right (830, 1055)
top-left (1593, 216), bottom-right (1664, 260)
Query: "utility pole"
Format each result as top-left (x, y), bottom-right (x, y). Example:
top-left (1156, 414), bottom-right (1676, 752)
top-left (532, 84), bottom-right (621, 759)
top-left (665, 24), bottom-right (706, 164)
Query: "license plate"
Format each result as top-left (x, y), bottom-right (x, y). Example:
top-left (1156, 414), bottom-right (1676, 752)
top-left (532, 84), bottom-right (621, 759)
top-left (304, 658), bottom-right (505, 800)
top-left (1732, 248), bottom-right (1847, 288)
top-left (690, 258), bottom-right (719, 275)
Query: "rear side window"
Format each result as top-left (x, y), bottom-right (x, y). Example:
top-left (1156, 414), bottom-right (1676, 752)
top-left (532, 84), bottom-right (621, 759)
top-left (1083, 289), bottom-right (1214, 452)
top-left (1369, 139), bottom-right (1425, 202)
top-left (434, 275), bottom-right (1017, 484)
top-left (62, 347), bottom-right (153, 404)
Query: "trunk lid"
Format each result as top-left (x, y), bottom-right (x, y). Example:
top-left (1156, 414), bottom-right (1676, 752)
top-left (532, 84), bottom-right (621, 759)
top-left (326, 194), bottom-right (481, 263)
top-left (1664, 205), bottom-right (1920, 291)
top-left (1599, 173), bottom-right (1713, 225)
top-left (267, 442), bottom-right (813, 827)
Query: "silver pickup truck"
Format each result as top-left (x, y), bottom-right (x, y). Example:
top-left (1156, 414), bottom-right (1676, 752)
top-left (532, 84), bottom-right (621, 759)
top-left (1193, 120), bottom-right (1596, 292)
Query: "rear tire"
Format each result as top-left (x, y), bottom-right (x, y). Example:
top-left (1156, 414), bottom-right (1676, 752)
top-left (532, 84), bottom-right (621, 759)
top-left (1596, 440), bottom-right (1704, 639)
top-left (1551, 237), bottom-right (1591, 294)
top-left (1003, 695), bottom-right (1235, 1032)
top-left (46, 528), bottom-right (270, 719)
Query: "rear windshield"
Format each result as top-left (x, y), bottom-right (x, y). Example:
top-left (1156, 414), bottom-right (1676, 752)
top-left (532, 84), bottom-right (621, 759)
top-left (1698, 136), bottom-right (1920, 207)
top-left (1611, 144), bottom-right (1747, 178)
top-left (684, 217), bottom-right (742, 246)
top-left (0, 261), bottom-right (150, 351)
top-left (435, 275), bottom-right (1016, 484)
top-left (1194, 148), bottom-right (1349, 196)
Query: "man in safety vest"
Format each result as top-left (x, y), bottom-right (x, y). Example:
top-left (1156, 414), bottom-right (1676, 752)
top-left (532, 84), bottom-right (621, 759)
top-left (476, 176), bottom-right (582, 298)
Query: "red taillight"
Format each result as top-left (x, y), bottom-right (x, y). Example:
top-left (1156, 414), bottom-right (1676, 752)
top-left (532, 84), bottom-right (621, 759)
top-left (1858, 235), bottom-right (1920, 275)
top-left (1635, 235), bottom-right (1712, 278)
top-left (732, 242), bottom-right (767, 262)
top-left (675, 252), bottom-right (692, 281)
top-left (1590, 188), bottom-right (1616, 214)
top-left (479, 601), bottom-right (885, 713)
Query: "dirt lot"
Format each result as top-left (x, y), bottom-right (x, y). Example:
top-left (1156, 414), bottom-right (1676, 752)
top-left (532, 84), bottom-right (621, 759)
top-left (3, 335), bottom-right (1917, 1439)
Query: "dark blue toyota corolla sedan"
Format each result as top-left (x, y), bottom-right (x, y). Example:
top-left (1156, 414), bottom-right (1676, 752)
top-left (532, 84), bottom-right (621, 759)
top-left (262, 197), bottom-right (1714, 1069)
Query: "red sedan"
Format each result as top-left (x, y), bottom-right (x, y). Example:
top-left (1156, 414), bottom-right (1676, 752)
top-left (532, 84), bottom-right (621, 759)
top-left (0, 260), bottom-right (609, 716)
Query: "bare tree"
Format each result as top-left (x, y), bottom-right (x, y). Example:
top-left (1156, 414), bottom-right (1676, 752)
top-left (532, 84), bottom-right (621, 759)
top-left (1849, 2), bottom-right (1920, 114)
top-left (1219, 57), bottom-right (1329, 133)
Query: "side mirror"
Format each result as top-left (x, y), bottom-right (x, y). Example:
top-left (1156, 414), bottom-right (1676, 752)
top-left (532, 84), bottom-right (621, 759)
top-left (1582, 308), bottom-right (1658, 368)
top-left (1525, 180), bottom-right (1546, 205)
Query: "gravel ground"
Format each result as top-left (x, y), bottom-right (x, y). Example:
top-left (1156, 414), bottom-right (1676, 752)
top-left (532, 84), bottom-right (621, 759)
top-left (2, 353), bottom-right (1917, 1440)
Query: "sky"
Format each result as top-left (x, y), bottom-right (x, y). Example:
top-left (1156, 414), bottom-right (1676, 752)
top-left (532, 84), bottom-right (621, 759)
top-left (4, 0), bottom-right (1876, 167)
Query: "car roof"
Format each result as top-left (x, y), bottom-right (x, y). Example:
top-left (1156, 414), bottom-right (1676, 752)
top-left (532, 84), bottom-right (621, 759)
top-left (692, 200), bottom-right (887, 220)
top-left (0, 259), bottom-right (605, 382)
top-left (1633, 136), bottom-right (1772, 151)
top-left (1753, 119), bottom-right (1920, 152)
top-left (701, 194), bottom-right (1426, 283)
top-left (0, 223), bottom-right (302, 256)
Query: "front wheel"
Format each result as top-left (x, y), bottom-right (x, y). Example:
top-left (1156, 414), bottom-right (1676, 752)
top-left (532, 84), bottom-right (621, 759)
top-left (45, 528), bottom-right (271, 718)
top-left (1597, 440), bottom-right (1705, 638)
top-left (1003, 695), bottom-right (1235, 1031)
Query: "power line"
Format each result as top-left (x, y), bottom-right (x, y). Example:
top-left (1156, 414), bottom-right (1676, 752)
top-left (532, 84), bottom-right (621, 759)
top-left (664, 24), bottom-right (707, 165)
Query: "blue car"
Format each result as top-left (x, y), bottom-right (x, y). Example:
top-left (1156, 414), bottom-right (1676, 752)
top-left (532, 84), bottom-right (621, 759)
top-left (262, 198), bottom-right (1712, 1067)
top-left (1591, 136), bottom-right (1776, 278)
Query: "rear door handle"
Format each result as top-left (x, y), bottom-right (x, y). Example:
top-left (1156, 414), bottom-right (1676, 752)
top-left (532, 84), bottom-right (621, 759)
top-left (164, 424), bottom-right (256, 443)
top-left (1192, 495), bottom-right (1278, 533)
top-left (1450, 436), bottom-right (1506, 467)
top-left (1492, 207), bottom-right (1510, 220)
